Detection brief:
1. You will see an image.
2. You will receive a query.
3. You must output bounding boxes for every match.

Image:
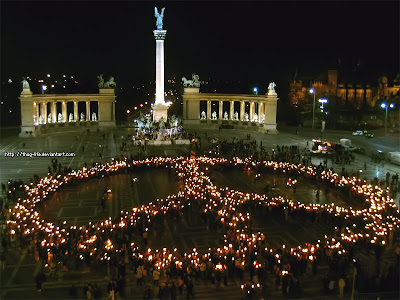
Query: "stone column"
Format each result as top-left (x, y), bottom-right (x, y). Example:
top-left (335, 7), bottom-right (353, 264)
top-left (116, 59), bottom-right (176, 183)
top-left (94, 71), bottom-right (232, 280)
top-left (62, 101), bottom-right (67, 122)
top-left (86, 101), bottom-right (90, 121)
top-left (230, 101), bottom-right (234, 120)
top-left (240, 101), bottom-right (245, 120)
top-left (183, 100), bottom-right (187, 119)
top-left (74, 101), bottom-right (78, 122)
top-left (35, 102), bottom-right (39, 124)
top-left (207, 101), bottom-right (211, 119)
top-left (250, 102), bottom-right (254, 121)
top-left (219, 101), bottom-right (223, 120)
top-left (258, 102), bottom-right (263, 122)
top-left (42, 102), bottom-right (48, 124)
top-left (153, 29), bottom-right (168, 122)
top-left (262, 97), bottom-right (278, 134)
top-left (51, 102), bottom-right (57, 123)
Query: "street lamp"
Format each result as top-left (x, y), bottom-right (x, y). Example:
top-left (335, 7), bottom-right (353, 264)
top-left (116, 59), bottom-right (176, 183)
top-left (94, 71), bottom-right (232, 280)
top-left (253, 87), bottom-right (258, 95)
top-left (381, 102), bottom-right (394, 134)
top-left (310, 88), bottom-right (316, 129)
top-left (41, 85), bottom-right (47, 94)
top-left (319, 99), bottom-right (328, 132)
top-left (319, 98), bottom-right (328, 112)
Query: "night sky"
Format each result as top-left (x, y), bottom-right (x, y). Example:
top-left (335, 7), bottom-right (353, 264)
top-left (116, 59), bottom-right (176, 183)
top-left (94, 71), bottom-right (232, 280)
top-left (1, 0), bottom-right (399, 92)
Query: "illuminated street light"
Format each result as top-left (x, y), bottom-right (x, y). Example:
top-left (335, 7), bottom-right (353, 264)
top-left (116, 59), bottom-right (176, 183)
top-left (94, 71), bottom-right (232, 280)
top-left (381, 102), bottom-right (395, 134)
top-left (126, 109), bottom-right (130, 114)
top-left (318, 98), bottom-right (328, 132)
top-left (41, 85), bottom-right (47, 94)
top-left (319, 98), bottom-right (328, 112)
top-left (310, 88), bottom-right (316, 129)
top-left (253, 87), bottom-right (258, 95)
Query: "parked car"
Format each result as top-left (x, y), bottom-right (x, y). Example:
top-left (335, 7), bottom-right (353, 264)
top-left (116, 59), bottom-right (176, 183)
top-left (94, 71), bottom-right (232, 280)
top-left (371, 150), bottom-right (385, 162)
top-left (352, 130), bottom-right (363, 136)
top-left (364, 132), bottom-right (374, 138)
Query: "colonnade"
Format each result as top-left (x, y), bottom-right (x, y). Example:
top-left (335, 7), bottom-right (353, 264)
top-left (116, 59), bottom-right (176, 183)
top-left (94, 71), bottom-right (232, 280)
top-left (202, 100), bottom-right (265, 122)
top-left (33, 100), bottom-right (96, 125)
top-left (182, 87), bottom-right (278, 133)
top-left (19, 87), bottom-right (116, 137)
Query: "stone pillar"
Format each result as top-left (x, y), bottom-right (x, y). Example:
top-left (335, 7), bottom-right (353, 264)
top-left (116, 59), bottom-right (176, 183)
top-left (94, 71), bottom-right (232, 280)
top-left (40, 102), bottom-right (46, 124)
top-left (183, 100), bottom-right (187, 119)
top-left (19, 88), bottom-right (36, 137)
top-left (51, 102), bottom-right (57, 123)
top-left (219, 101), bottom-right (223, 120)
top-left (258, 102), bottom-right (263, 122)
top-left (62, 101), bottom-right (67, 122)
top-left (74, 101), bottom-right (78, 122)
top-left (207, 101), bottom-right (211, 119)
top-left (240, 101), bottom-right (245, 120)
top-left (98, 89), bottom-right (116, 126)
top-left (250, 102), bottom-right (254, 121)
top-left (261, 96), bottom-right (279, 134)
top-left (86, 101), bottom-right (90, 121)
top-left (153, 29), bottom-right (168, 122)
top-left (230, 101), bottom-right (234, 120)
top-left (35, 102), bottom-right (39, 124)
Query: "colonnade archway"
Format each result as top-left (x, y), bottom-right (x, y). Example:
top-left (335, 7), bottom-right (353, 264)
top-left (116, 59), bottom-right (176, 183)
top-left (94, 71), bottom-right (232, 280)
top-left (19, 88), bottom-right (115, 137)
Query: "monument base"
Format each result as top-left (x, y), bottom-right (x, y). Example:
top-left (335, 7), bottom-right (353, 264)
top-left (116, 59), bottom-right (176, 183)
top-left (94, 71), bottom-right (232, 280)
top-left (259, 123), bottom-right (278, 134)
top-left (153, 103), bottom-right (168, 122)
top-left (19, 126), bottom-right (37, 138)
top-left (98, 121), bottom-right (116, 127)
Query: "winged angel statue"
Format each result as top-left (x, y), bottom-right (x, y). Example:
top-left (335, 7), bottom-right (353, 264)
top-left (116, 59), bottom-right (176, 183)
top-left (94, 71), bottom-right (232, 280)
top-left (154, 7), bottom-right (165, 30)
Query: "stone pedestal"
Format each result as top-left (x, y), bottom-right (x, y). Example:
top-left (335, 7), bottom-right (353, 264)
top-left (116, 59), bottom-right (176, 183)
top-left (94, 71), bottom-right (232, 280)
top-left (19, 89), bottom-right (35, 137)
top-left (184, 87), bottom-right (200, 94)
top-left (152, 103), bottom-right (168, 122)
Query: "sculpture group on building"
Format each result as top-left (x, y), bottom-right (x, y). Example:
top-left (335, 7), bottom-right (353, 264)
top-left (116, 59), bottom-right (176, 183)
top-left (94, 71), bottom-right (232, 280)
top-left (97, 75), bottom-right (117, 88)
top-left (182, 73), bottom-right (201, 88)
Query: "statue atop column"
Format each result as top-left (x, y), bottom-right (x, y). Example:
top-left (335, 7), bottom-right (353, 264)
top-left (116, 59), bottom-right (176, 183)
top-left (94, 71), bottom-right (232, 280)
top-left (154, 7), bottom-right (165, 29)
top-left (22, 78), bottom-right (31, 91)
top-left (268, 82), bottom-right (276, 92)
top-left (267, 82), bottom-right (277, 96)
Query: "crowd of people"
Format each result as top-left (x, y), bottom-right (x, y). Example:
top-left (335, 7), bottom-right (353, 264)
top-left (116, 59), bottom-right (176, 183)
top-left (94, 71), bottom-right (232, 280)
top-left (0, 142), bottom-right (399, 299)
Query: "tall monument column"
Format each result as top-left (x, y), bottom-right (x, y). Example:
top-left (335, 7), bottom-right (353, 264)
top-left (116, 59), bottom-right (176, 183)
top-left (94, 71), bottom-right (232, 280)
top-left (152, 7), bottom-right (168, 122)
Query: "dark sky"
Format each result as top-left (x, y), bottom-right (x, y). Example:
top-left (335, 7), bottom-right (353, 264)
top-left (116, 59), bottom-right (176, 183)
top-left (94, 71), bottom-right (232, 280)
top-left (1, 0), bottom-right (399, 87)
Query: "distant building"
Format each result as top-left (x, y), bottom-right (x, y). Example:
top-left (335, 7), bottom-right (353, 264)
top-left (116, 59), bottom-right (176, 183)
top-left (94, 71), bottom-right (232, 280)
top-left (289, 70), bottom-right (400, 109)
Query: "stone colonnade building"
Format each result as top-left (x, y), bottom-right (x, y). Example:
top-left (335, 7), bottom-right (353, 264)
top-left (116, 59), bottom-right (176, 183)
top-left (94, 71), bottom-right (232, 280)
top-left (182, 87), bottom-right (278, 133)
top-left (19, 88), bottom-right (116, 137)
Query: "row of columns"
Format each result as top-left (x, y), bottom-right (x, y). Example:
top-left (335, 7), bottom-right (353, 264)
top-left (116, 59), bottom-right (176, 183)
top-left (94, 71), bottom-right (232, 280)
top-left (34, 100), bottom-right (94, 124)
top-left (204, 100), bottom-right (265, 122)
